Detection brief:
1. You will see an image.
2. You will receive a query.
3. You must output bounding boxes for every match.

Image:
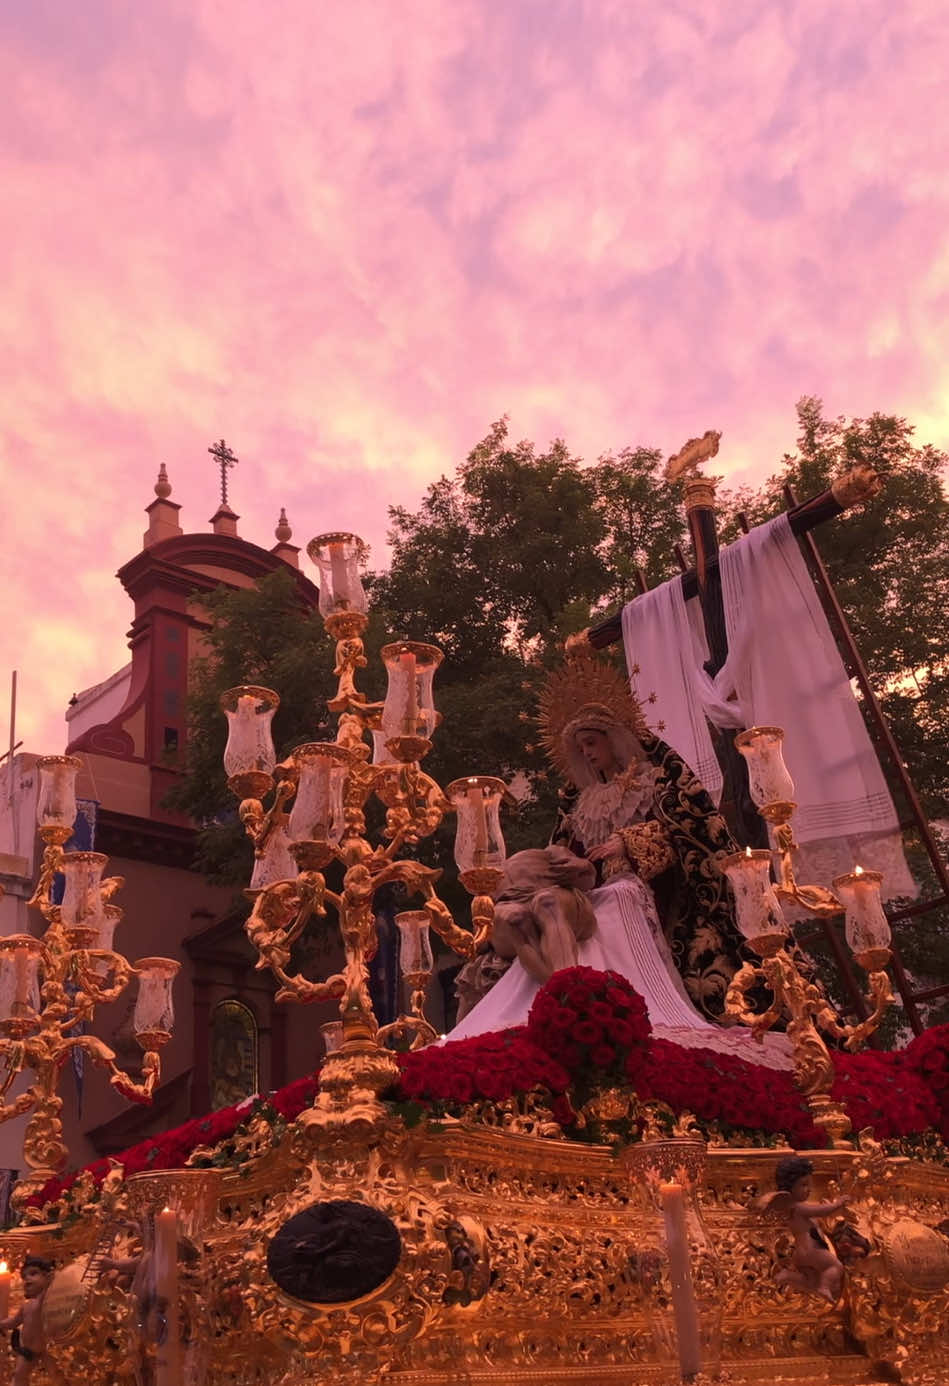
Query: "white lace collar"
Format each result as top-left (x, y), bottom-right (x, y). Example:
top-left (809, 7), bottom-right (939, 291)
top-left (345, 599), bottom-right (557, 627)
top-left (569, 761), bottom-right (659, 849)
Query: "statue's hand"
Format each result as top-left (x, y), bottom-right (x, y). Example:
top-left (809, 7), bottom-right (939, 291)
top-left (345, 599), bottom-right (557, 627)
top-left (586, 833), bottom-right (624, 863)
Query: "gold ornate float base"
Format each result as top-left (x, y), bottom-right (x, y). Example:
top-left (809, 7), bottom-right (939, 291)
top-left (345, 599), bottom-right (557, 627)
top-left (3, 1114), bottom-right (949, 1386)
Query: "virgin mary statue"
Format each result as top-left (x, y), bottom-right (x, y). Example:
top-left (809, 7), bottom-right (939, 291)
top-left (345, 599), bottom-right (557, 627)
top-left (449, 653), bottom-right (793, 1070)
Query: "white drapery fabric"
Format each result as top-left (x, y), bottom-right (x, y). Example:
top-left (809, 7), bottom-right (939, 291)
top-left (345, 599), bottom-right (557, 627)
top-left (448, 878), bottom-right (795, 1070)
top-left (622, 514), bottom-right (915, 900)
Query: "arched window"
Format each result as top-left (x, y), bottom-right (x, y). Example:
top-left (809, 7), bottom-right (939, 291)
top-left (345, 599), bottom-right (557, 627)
top-left (209, 999), bottom-right (259, 1110)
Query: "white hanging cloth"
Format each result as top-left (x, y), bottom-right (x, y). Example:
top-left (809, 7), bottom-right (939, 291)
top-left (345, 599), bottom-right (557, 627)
top-left (621, 577), bottom-right (727, 801)
top-left (621, 514), bottom-right (916, 900)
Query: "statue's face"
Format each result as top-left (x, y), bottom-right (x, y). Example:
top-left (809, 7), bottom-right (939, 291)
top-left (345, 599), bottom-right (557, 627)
top-left (22, 1264), bottom-right (51, 1298)
top-left (575, 728), bottom-right (619, 778)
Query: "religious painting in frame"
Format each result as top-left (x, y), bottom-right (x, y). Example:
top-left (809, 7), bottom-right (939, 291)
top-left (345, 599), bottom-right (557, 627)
top-left (209, 998), bottom-right (259, 1110)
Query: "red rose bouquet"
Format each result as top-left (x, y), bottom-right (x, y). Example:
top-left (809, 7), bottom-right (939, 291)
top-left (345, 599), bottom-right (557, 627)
top-left (526, 966), bottom-right (652, 1098)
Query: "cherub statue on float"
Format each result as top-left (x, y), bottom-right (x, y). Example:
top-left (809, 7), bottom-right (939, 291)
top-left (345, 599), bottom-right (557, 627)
top-left (758, 1154), bottom-right (852, 1302)
top-left (0, 1255), bottom-right (54, 1385)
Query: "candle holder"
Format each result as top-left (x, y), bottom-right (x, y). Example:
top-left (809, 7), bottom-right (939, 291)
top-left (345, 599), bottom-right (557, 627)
top-left (0, 807), bottom-right (180, 1206)
top-left (723, 851), bottom-right (894, 1148)
top-left (377, 912), bottom-right (437, 1051)
top-left (228, 535), bottom-right (507, 1129)
top-left (220, 686), bottom-right (280, 800)
top-left (733, 726), bottom-right (840, 916)
top-left (380, 641), bottom-right (443, 762)
top-left (307, 532), bottom-right (368, 621)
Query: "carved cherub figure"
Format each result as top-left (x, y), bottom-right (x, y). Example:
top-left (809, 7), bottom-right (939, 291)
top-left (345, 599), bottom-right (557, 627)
top-left (0, 1254), bottom-right (54, 1384)
top-left (761, 1154), bottom-right (850, 1302)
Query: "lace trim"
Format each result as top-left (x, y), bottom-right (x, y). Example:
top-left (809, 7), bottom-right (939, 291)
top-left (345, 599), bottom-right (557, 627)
top-left (569, 762), bottom-right (659, 849)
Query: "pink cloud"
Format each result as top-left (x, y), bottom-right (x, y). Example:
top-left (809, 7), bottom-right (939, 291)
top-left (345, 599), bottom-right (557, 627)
top-left (1, 0), bottom-right (948, 750)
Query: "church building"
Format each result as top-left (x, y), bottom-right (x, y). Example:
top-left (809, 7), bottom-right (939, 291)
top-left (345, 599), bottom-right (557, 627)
top-left (0, 456), bottom-right (337, 1171)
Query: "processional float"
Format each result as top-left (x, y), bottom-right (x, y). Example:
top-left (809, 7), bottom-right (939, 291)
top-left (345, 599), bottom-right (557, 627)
top-left (0, 455), bottom-right (948, 1386)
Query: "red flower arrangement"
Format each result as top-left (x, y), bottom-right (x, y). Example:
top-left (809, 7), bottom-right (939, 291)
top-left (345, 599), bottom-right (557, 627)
top-left (21, 992), bottom-right (949, 1223)
top-left (526, 966), bottom-right (652, 1093)
top-left (899, 1023), bottom-right (949, 1142)
top-left (396, 1028), bottom-right (570, 1107)
top-left (25, 1071), bottom-right (322, 1212)
top-left (831, 1048), bottom-right (941, 1142)
top-left (632, 1038), bottom-right (824, 1147)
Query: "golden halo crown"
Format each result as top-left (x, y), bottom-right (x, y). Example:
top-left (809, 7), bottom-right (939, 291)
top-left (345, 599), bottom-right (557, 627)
top-left (537, 650), bottom-right (649, 784)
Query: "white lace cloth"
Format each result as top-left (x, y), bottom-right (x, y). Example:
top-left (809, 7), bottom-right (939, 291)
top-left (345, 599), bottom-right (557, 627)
top-left (568, 765), bottom-right (659, 849)
top-left (448, 877), bottom-right (794, 1071)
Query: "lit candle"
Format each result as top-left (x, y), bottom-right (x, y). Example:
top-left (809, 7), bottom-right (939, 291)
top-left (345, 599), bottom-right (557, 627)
top-left (153, 1206), bottom-right (180, 1386)
top-left (832, 865), bottom-right (890, 966)
top-left (467, 779), bottom-right (489, 863)
top-left (328, 541), bottom-right (349, 609)
top-left (659, 1182), bottom-right (702, 1378)
top-left (720, 848), bottom-right (787, 945)
top-left (0, 1261), bottom-right (10, 1320)
top-left (400, 651), bottom-right (418, 734)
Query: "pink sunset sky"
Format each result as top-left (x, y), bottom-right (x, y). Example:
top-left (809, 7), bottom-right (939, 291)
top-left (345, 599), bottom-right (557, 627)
top-left (2, 0), bottom-right (949, 754)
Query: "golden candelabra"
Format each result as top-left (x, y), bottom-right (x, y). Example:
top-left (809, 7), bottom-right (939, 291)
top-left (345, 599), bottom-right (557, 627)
top-left (226, 532), bottom-right (506, 1125)
top-left (0, 756), bottom-right (179, 1208)
top-left (724, 726), bottom-right (895, 1148)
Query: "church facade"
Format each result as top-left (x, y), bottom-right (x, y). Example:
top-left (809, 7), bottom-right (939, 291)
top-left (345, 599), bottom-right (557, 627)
top-left (0, 465), bottom-right (338, 1171)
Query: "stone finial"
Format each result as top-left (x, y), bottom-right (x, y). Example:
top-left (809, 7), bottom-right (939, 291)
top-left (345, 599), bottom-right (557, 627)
top-left (144, 462), bottom-right (183, 547)
top-left (271, 506), bottom-right (299, 568)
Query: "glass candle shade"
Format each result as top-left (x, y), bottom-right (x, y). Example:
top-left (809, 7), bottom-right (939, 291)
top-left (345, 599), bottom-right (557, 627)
top-left (288, 744), bottom-right (350, 844)
top-left (59, 850), bottom-right (108, 933)
top-left (720, 848), bottom-right (788, 947)
top-left (395, 910), bottom-right (434, 980)
top-left (220, 685), bottom-right (279, 789)
top-left (734, 726), bottom-right (795, 811)
top-left (832, 867), bottom-right (891, 966)
top-left (371, 729), bottom-right (400, 767)
top-left (87, 904), bottom-right (123, 977)
top-left (0, 936), bottom-right (43, 1036)
top-left (97, 904), bottom-right (123, 954)
top-left (321, 1020), bottom-right (345, 1055)
top-left (132, 958), bottom-right (180, 1046)
top-left (35, 754), bottom-right (81, 834)
top-left (447, 777), bottom-right (506, 873)
top-left (307, 532), bottom-right (368, 618)
top-left (380, 642), bottom-right (443, 743)
top-left (250, 823), bottom-right (298, 890)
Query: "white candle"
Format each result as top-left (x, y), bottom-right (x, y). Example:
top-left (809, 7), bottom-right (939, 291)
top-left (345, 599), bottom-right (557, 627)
top-left (13, 949), bottom-right (29, 1008)
top-left (328, 541), bottom-right (349, 608)
top-left (153, 1206), bottom-right (180, 1386)
top-left (734, 725), bottom-right (795, 809)
top-left (400, 651), bottom-right (418, 734)
top-left (467, 780), bottom-right (489, 863)
top-left (721, 848), bottom-right (787, 944)
top-left (660, 1182), bottom-right (702, 1378)
top-left (0, 1261), bottom-right (9, 1321)
top-left (832, 866), bottom-right (890, 962)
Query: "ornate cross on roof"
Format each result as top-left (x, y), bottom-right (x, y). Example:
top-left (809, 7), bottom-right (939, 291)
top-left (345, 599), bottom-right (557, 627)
top-left (208, 438), bottom-right (239, 506)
